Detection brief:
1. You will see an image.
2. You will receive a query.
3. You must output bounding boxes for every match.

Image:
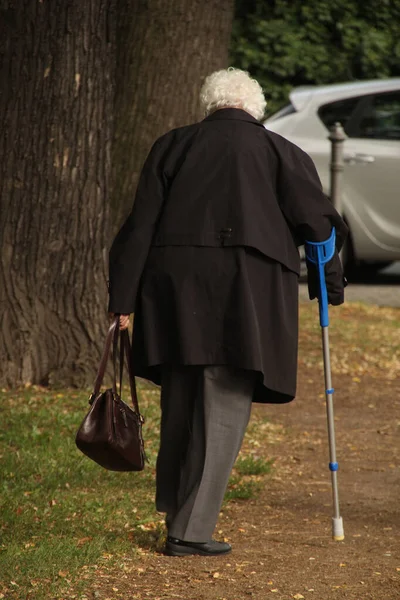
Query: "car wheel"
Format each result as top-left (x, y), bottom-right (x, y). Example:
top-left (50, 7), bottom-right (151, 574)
top-left (357, 261), bottom-right (394, 277)
top-left (343, 235), bottom-right (393, 279)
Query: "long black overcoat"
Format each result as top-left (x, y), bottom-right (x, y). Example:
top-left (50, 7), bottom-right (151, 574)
top-left (109, 109), bottom-right (347, 404)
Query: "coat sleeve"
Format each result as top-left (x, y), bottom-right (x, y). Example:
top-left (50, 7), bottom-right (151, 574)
top-left (108, 137), bottom-right (169, 314)
top-left (276, 142), bottom-right (348, 305)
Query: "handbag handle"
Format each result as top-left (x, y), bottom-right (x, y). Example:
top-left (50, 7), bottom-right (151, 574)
top-left (91, 317), bottom-right (142, 416)
top-left (92, 317), bottom-right (118, 397)
top-left (119, 328), bottom-right (141, 416)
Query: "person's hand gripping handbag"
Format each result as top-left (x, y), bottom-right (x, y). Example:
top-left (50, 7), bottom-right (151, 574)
top-left (75, 316), bottom-right (146, 471)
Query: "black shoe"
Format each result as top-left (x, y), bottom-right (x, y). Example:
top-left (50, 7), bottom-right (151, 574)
top-left (165, 536), bottom-right (232, 556)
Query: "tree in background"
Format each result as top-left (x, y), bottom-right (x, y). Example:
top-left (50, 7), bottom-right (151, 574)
top-left (0, 0), bottom-right (115, 387)
top-left (231, 0), bottom-right (400, 114)
top-left (0, 0), bottom-right (234, 387)
top-left (112, 0), bottom-right (234, 228)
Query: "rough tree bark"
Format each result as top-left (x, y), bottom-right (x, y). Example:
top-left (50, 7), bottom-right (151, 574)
top-left (0, 0), bottom-right (234, 387)
top-left (112, 0), bottom-right (235, 228)
top-left (0, 1), bottom-right (115, 386)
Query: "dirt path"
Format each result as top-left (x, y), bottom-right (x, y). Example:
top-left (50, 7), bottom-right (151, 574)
top-left (87, 372), bottom-right (400, 600)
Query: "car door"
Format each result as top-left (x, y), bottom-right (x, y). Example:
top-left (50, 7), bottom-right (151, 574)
top-left (342, 91), bottom-right (400, 257)
top-left (312, 96), bottom-right (363, 191)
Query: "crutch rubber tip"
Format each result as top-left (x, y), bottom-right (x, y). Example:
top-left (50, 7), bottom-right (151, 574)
top-left (332, 517), bottom-right (344, 541)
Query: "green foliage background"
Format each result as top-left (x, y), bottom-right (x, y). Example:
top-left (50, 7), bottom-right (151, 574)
top-left (231, 0), bottom-right (400, 115)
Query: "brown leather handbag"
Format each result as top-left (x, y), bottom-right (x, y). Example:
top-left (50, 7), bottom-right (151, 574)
top-left (75, 317), bottom-right (146, 471)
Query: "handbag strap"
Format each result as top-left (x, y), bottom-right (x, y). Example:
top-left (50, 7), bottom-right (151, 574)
top-left (92, 316), bottom-right (119, 397)
top-left (91, 316), bottom-right (142, 417)
top-left (120, 329), bottom-right (141, 415)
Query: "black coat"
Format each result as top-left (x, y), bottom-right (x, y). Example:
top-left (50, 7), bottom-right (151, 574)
top-left (109, 108), bottom-right (347, 403)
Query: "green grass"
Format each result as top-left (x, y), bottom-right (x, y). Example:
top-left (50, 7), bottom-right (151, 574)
top-left (224, 476), bottom-right (263, 502)
top-left (0, 381), bottom-right (274, 599)
top-left (225, 456), bottom-right (274, 502)
top-left (0, 383), bottom-right (163, 598)
top-left (234, 455), bottom-right (274, 476)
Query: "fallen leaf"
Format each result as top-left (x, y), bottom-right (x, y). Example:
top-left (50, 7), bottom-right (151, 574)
top-left (293, 595), bottom-right (305, 599)
top-left (58, 571), bottom-right (68, 577)
top-left (77, 537), bottom-right (92, 546)
top-left (212, 572), bottom-right (220, 578)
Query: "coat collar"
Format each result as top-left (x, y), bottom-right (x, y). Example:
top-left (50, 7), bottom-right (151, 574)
top-left (203, 108), bottom-right (265, 127)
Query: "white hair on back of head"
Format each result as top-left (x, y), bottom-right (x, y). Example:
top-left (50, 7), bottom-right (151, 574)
top-left (200, 67), bottom-right (267, 121)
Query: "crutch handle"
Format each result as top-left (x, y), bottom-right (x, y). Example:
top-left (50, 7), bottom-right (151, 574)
top-left (304, 228), bottom-right (336, 327)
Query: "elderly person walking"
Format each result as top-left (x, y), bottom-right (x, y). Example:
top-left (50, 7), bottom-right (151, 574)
top-left (108, 68), bottom-right (348, 557)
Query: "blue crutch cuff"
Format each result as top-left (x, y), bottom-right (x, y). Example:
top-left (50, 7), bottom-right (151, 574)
top-left (304, 228), bottom-right (336, 327)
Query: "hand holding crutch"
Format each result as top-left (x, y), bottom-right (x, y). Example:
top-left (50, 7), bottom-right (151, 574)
top-left (305, 227), bottom-right (344, 541)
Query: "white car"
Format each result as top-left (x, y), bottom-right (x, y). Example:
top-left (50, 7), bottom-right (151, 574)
top-left (264, 79), bottom-right (400, 275)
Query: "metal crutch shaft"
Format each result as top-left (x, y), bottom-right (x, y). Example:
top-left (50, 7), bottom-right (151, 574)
top-left (322, 326), bottom-right (344, 539)
top-left (305, 228), bottom-right (344, 541)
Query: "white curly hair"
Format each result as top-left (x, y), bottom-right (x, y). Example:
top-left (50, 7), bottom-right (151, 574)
top-left (200, 67), bottom-right (267, 121)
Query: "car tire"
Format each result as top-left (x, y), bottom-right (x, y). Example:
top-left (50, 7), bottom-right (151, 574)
top-left (356, 261), bottom-right (394, 278)
top-left (343, 234), bottom-right (393, 279)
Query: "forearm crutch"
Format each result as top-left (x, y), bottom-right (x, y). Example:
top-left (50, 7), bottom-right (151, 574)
top-left (305, 227), bottom-right (344, 541)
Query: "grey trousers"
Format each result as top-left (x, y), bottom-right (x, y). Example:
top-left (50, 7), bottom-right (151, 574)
top-left (155, 365), bottom-right (256, 542)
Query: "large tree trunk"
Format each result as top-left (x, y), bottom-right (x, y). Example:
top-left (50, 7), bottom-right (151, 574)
top-left (112, 0), bottom-right (235, 228)
top-left (0, 0), bottom-right (234, 387)
top-left (0, 0), bottom-right (115, 386)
